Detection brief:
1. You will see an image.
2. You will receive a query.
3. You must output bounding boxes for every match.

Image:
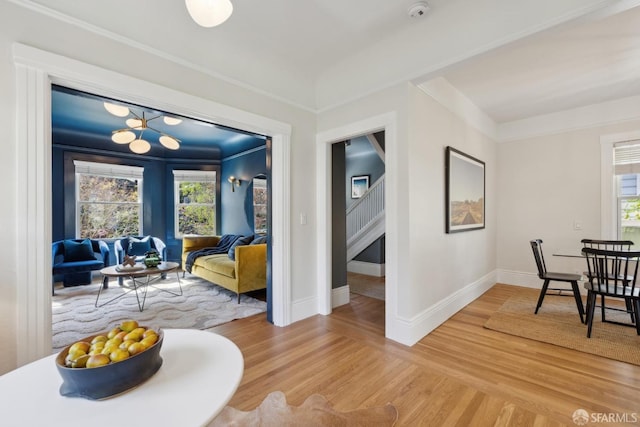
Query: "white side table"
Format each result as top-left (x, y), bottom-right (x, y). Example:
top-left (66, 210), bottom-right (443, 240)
top-left (0, 329), bottom-right (243, 426)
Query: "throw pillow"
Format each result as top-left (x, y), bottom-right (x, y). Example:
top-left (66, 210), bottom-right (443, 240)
top-left (128, 236), bottom-right (152, 256)
top-left (63, 239), bottom-right (96, 262)
top-left (228, 235), bottom-right (255, 261)
top-left (251, 235), bottom-right (267, 245)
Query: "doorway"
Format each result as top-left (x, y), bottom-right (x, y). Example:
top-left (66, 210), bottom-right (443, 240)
top-left (332, 133), bottom-right (386, 308)
top-left (14, 44), bottom-right (292, 365)
top-left (316, 112), bottom-right (399, 341)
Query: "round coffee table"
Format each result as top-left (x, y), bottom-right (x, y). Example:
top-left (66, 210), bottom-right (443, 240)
top-left (0, 329), bottom-right (244, 426)
top-left (99, 261), bottom-right (181, 311)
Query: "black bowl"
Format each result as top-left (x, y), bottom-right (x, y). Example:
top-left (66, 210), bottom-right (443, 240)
top-left (55, 329), bottom-right (163, 400)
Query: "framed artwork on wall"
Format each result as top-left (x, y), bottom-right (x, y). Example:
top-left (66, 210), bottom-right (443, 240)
top-left (445, 146), bottom-right (485, 233)
top-left (351, 175), bottom-right (370, 199)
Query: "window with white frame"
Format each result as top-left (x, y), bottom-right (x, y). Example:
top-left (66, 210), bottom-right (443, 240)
top-left (74, 160), bottom-right (143, 239)
top-left (173, 170), bottom-right (216, 237)
top-left (253, 176), bottom-right (267, 235)
top-left (614, 141), bottom-right (640, 247)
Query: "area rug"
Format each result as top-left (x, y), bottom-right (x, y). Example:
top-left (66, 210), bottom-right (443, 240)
top-left (52, 275), bottom-right (266, 352)
top-left (208, 391), bottom-right (398, 427)
top-left (484, 293), bottom-right (640, 365)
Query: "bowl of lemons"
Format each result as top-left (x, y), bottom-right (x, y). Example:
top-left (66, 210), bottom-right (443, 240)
top-left (55, 320), bottom-right (163, 400)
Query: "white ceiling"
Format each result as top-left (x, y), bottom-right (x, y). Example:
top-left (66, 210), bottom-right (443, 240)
top-left (14, 0), bottom-right (640, 123)
top-left (443, 5), bottom-right (640, 123)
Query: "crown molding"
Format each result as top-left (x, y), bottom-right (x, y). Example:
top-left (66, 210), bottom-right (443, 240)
top-left (6, 0), bottom-right (317, 114)
top-left (316, 0), bottom-right (634, 113)
top-left (497, 94), bottom-right (640, 142)
top-left (417, 78), bottom-right (498, 141)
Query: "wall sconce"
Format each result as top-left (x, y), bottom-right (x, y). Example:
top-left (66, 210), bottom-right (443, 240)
top-left (228, 176), bottom-right (241, 192)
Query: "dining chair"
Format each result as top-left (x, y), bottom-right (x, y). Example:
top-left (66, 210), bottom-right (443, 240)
top-left (581, 239), bottom-right (635, 324)
top-left (581, 247), bottom-right (640, 337)
top-left (530, 239), bottom-right (585, 323)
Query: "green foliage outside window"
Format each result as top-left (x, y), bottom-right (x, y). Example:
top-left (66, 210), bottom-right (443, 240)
top-left (621, 198), bottom-right (640, 248)
top-left (622, 198), bottom-right (640, 221)
top-left (177, 181), bottom-right (215, 236)
top-left (77, 175), bottom-right (140, 238)
top-left (253, 178), bottom-right (267, 235)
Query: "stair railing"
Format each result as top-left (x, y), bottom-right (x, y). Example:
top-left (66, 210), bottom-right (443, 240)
top-left (346, 175), bottom-right (385, 242)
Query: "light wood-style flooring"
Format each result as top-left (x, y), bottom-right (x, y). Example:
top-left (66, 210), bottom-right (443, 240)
top-left (210, 284), bottom-right (640, 426)
top-left (347, 271), bottom-right (386, 300)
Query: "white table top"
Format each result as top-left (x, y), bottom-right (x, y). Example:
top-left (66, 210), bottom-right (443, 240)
top-left (0, 329), bottom-right (243, 427)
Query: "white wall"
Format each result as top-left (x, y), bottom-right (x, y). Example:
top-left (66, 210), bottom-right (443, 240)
top-left (318, 83), bottom-right (497, 345)
top-left (407, 85), bottom-right (497, 315)
top-left (0, 3), bottom-right (20, 375)
top-left (0, 2), bottom-right (316, 374)
top-left (497, 119), bottom-right (640, 286)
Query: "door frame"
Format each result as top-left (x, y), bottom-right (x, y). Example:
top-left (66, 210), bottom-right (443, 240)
top-left (316, 112), bottom-right (400, 341)
top-left (13, 43), bottom-right (292, 365)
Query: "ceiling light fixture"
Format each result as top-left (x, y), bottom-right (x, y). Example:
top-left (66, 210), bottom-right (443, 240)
top-left (163, 116), bottom-right (182, 126)
top-left (185, 0), bottom-right (233, 28)
top-left (105, 104), bottom-right (182, 155)
top-left (103, 102), bottom-right (130, 117)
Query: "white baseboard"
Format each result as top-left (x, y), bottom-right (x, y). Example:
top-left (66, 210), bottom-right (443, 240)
top-left (497, 268), bottom-right (587, 295)
top-left (294, 268), bottom-right (583, 343)
top-left (291, 295), bottom-right (317, 323)
top-left (389, 270), bottom-right (498, 346)
top-left (347, 260), bottom-right (385, 277)
top-left (496, 269), bottom-right (540, 289)
top-left (291, 285), bottom-right (351, 322)
top-left (332, 285), bottom-right (350, 308)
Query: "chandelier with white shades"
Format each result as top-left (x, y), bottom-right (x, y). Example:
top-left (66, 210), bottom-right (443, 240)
top-left (104, 102), bottom-right (182, 155)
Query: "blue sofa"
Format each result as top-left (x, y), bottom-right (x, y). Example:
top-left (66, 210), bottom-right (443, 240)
top-left (52, 239), bottom-right (110, 295)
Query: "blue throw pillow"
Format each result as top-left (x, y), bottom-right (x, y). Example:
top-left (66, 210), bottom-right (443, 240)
top-left (228, 235), bottom-right (254, 261)
top-left (128, 236), bottom-right (152, 256)
top-left (63, 239), bottom-right (96, 262)
top-left (251, 235), bottom-right (267, 245)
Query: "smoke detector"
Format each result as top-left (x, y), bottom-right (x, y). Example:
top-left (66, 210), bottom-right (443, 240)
top-left (408, 1), bottom-right (430, 18)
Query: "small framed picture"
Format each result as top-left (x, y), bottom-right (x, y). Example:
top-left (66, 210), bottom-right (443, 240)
top-left (351, 175), bottom-right (370, 199)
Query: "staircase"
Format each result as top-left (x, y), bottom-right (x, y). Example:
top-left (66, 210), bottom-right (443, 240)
top-left (346, 175), bottom-right (385, 261)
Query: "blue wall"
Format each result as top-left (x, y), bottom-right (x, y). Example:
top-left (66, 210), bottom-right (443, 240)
top-left (52, 142), bottom-right (265, 264)
top-left (345, 136), bottom-right (385, 210)
top-left (220, 147), bottom-right (268, 237)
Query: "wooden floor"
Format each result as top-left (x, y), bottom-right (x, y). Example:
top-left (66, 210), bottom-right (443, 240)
top-left (347, 271), bottom-right (386, 300)
top-left (210, 284), bottom-right (640, 426)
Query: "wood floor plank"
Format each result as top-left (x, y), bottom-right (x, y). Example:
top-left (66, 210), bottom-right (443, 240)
top-left (210, 284), bottom-right (640, 426)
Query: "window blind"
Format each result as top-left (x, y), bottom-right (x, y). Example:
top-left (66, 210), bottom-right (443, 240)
top-left (172, 170), bottom-right (216, 182)
top-left (614, 140), bottom-right (640, 175)
top-left (74, 160), bottom-right (143, 179)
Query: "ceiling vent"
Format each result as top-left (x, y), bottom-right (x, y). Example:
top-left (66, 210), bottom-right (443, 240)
top-left (408, 2), bottom-right (430, 18)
